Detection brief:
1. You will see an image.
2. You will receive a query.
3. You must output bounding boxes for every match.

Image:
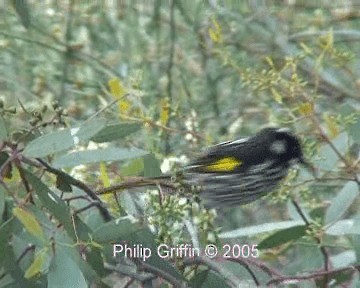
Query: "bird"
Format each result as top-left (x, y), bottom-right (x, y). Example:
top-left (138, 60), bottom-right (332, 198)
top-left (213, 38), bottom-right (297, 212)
top-left (97, 127), bottom-right (310, 208)
top-left (182, 127), bottom-right (308, 208)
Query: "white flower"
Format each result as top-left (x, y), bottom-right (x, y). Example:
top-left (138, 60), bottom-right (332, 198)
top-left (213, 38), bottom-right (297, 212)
top-left (160, 156), bottom-right (187, 174)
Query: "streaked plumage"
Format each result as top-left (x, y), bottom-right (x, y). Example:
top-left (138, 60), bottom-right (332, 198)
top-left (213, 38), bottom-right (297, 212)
top-left (183, 128), bottom-right (306, 207)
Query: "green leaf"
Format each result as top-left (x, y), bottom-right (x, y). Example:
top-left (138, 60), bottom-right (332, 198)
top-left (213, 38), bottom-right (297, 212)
top-left (23, 170), bottom-right (75, 239)
top-left (53, 147), bottom-right (148, 168)
top-left (257, 225), bottom-right (307, 250)
top-left (350, 235), bottom-right (360, 262)
top-left (331, 251), bottom-right (356, 269)
top-left (325, 181), bottom-right (359, 225)
top-left (23, 120), bottom-right (106, 158)
top-left (143, 153), bottom-right (161, 177)
top-left (219, 220), bottom-right (305, 238)
top-left (121, 158), bottom-right (144, 176)
top-left (55, 174), bottom-right (73, 192)
top-left (326, 219), bottom-right (360, 235)
top-left (339, 104), bottom-right (360, 142)
top-left (190, 270), bottom-right (231, 288)
top-left (48, 247), bottom-right (87, 288)
top-left (0, 152), bottom-right (12, 179)
top-left (91, 123), bottom-right (141, 143)
top-left (23, 129), bottom-right (74, 158)
top-left (316, 132), bottom-right (348, 172)
top-left (24, 248), bottom-right (49, 279)
top-left (119, 190), bottom-right (146, 218)
top-left (3, 233), bottom-right (33, 287)
top-left (0, 219), bottom-right (14, 267)
top-left (76, 119), bottom-right (106, 141)
top-left (92, 217), bottom-right (139, 243)
top-left (13, 207), bottom-right (46, 242)
top-left (288, 200), bottom-right (311, 221)
top-left (0, 115), bottom-right (8, 141)
top-left (126, 228), bottom-right (185, 281)
top-left (349, 115), bottom-right (360, 142)
top-left (13, 0), bottom-right (31, 29)
top-left (0, 186), bottom-right (5, 219)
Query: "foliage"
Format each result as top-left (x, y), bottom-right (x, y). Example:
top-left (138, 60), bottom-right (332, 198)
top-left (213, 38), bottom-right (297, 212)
top-left (0, 1), bottom-right (360, 287)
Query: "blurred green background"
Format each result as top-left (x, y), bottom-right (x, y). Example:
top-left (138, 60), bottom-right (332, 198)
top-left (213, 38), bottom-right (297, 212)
top-left (0, 1), bottom-right (359, 287)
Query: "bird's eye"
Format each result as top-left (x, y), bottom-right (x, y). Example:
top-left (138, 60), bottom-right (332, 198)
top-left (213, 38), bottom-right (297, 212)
top-left (270, 140), bottom-right (287, 154)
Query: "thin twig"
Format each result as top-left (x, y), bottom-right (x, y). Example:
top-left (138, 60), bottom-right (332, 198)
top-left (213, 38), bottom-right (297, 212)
top-left (130, 114), bottom-right (206, 141)
top-left (291, 199), bottom-right (330, 287)
top-left (73, 202), bottom-right (102, 217)
top-left (104, 262), bottom-right (156, 283)
top-left (183, 256), bottom-right (243, 288)
top-left (30, 158), bottom-right (112, 221)
top-left (310, 115), bottom-right (360, 185)
top-left (268, 265), bottom-right (360, 286)
top-left (84, 97), bottom-right (122, 123)
top-left (139, 261), bottom-right (188, 288)
top-left (96, 177), bottom-right (175, 195)
top-left (226, 257), bottom-right (284, 279)
top-left (16, 244), bottom-right (36, 264)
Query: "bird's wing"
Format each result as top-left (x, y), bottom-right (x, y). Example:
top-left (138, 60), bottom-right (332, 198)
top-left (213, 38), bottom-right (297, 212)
top-left (185, 137), bottom-right (250, 173)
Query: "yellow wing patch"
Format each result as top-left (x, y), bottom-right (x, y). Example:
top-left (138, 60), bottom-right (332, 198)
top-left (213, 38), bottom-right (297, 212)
top-left (203, 157), bottom-right (242, 172)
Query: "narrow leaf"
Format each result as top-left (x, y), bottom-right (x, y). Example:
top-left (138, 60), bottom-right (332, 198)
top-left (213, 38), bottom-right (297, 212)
top-left (0, 186), bottom-right (5, 217)
top-left (23, 120), bottom-right (106, 158)
top-left (143, 154), bottom-right (161, 178)
top-left (271, 88), bottom-right (282, 104)
top-left (91, 123), bottom-right (141, 143)
top-left (317, 132), bottom-right (348, 172)
top-left (258, 225), bottom-right (307, 250)
top-left (24, 249), bottom-right (48, 279)
top-left (220, 220), bottom-right (305, 238)
top-left (121, 158), bottom-right (144, 176)
top-left (325, 181), bottom-right (359, 225)
top-left (0, 219), bottom-right (14, 267)
top-left (48, 248), bottom-right (87, 288)
top-left (160, 98), bottom-right (170, 126)
top-left (53, 147), bottom-right (148, 168)
top-left (13, 207), bottom-right (45, 242)
top-left (0, 115), bottom-right (8, 141)
top-left (23, 129), bottom-right (74, 158)
top-left (326, 219), bottom-right (360, 235)
top-left (99, 162), bottom-right (110, 188)
top-left (93, 218), bottom-right (139, 243)
top-left (76, 118), bottom-right (106, 141)
top-left (23, 170), bottom-right (75, 239)
top-left (324, 113), bottom-right (339, 138)
top-left (349, 115), bottom-right (360, 142)
top-left (13, 0), bottom-right (31, 28)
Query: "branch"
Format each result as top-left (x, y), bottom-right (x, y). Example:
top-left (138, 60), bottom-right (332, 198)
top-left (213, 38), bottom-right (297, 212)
top-left (104, 262), bottom-right (155, 283)
top-left (96, 177), bottom-right (175, 195)
top-left (24, 157), bottom-right (112, 222)
top-left (138, 260), bottom-right (188, 288)
top-left (268, 265), bottom-right (360, 286)
top-left (291, 199), bottom-right (330, 287)
top-left (183, 256), bottom-right (243, 287)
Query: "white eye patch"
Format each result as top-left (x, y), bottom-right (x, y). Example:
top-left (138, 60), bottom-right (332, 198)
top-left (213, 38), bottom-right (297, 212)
top-left (270, 140), bottom-right (287, 154)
